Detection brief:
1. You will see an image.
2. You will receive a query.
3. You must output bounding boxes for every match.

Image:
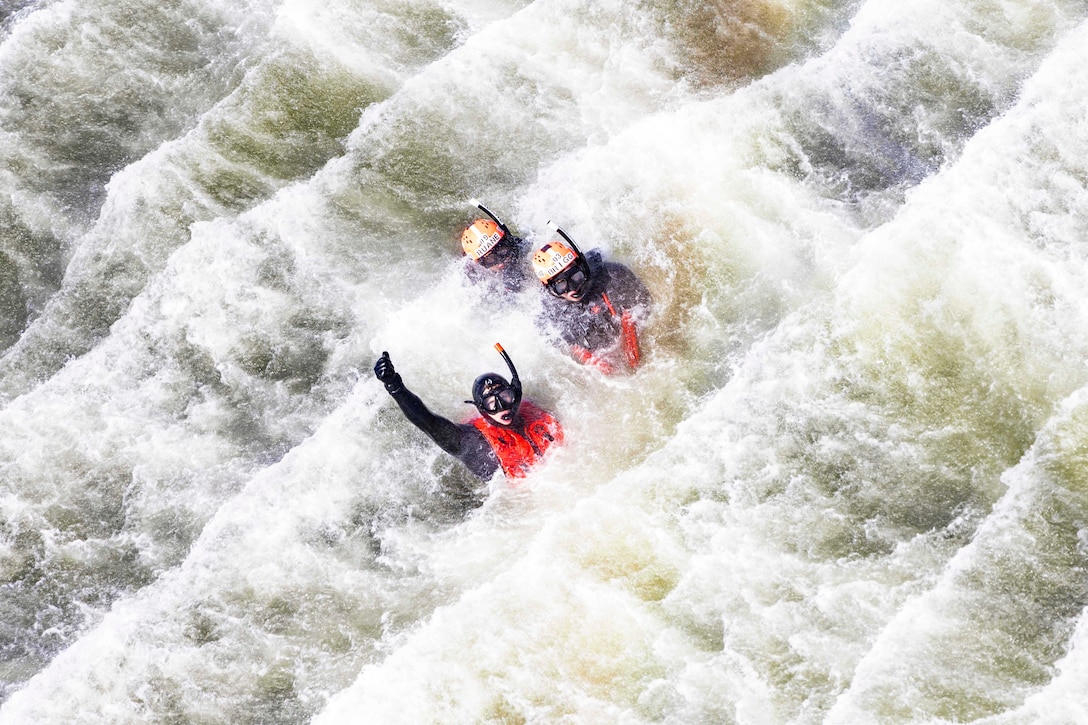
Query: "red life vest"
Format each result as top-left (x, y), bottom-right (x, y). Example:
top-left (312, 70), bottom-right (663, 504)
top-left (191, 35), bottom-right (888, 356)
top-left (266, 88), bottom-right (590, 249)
top-left (471, 400), bottom-right (564, 478)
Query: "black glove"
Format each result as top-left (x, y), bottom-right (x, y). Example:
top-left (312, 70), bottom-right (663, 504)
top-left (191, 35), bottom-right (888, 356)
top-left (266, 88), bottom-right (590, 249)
top-left (373, 351), bottom-right (403, 394)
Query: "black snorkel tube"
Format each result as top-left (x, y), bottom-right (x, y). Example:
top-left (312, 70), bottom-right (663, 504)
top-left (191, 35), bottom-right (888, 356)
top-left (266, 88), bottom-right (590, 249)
top-left (493, 342), bottom-right (522, 403)
top-left (546, 220), bottom-right (584, 257)
top-left (469, 198), bottom-right (512, 237)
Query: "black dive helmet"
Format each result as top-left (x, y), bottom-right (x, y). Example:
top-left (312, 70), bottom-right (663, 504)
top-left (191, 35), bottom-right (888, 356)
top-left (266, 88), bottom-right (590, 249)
top-left (466, 343), bottom-right (523, 417)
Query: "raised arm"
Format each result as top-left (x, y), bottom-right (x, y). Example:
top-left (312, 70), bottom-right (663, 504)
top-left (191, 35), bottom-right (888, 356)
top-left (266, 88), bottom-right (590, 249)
top-left (374, 352), bottom-right (465, 455)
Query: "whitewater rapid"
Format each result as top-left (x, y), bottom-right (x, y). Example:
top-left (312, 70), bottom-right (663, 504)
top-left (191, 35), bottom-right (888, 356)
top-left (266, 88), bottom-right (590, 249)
top-left (3, 0), bottom-right (1088, 723)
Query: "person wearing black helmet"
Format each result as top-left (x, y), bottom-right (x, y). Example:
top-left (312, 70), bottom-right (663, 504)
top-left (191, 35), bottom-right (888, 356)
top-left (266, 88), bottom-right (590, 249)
top-left (460, 199), bottom-right (531, 293)
top-left (373, 344), bottom-right (563, 480)
top-left (532, 222), bottom-right (652, 375)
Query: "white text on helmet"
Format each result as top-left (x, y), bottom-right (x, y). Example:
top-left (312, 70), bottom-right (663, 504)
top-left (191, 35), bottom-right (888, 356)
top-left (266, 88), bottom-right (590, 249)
top-left (472, 231), bottom-right (503, 258)
top-left (536, 250), bottom-right (576, 279)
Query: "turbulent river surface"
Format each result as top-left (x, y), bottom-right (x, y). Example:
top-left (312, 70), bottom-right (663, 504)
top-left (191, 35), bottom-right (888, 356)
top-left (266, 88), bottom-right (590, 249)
top-left (3, 0), bottom-right (1088, 722)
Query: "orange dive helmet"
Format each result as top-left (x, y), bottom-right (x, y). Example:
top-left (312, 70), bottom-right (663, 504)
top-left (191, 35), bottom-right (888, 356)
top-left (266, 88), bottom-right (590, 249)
top-left (461, 219), bottom-right (505, 261)
top-left (531, 241), bottom-right (579, 284)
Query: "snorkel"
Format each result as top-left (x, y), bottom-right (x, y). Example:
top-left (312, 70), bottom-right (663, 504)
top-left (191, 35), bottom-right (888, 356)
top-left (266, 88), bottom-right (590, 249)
top-left (469, 198), bottom-right (512, 237)
top-left (546, 220), bottom-right (584, 257)
top-left (494, 342), bottom-right (522, 403)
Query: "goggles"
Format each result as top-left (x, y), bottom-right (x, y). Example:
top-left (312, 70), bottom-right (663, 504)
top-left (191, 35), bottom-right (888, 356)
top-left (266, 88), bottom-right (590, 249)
top-left (478, 238), bottom-right (517, 268)
top-left (546, 264), bottom-right (588, 297)
top-left (480, 385), bottom-right (518, 413)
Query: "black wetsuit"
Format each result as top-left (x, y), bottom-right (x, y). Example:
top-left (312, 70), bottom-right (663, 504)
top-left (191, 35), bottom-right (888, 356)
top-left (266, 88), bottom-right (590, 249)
top-left (384, 382), bottom-right (501, 479)
top-left (538, 249), bottom-right (652, 366)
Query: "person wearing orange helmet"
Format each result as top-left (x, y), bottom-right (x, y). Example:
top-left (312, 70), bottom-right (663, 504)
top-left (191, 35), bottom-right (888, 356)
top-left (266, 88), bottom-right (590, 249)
top-left (461, 200), bottom-right (530, 292)
top-left (373, 344), bottom-right (563, 482)
top-left (532, 223), bottom-right (652, 375)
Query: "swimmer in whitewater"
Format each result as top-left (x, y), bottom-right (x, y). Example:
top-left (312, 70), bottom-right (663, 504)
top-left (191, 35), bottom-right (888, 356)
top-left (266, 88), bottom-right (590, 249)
top-left (532, 223), bottom-right (652, 374)
top-left (373, 344), bottom-right (563, 480)
top-left (460, 199), bottom-right (531, 293)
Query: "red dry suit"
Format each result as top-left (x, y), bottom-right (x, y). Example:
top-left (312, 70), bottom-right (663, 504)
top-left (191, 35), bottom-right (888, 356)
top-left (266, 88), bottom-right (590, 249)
top-left (470, 401), bottom-right (564, 478)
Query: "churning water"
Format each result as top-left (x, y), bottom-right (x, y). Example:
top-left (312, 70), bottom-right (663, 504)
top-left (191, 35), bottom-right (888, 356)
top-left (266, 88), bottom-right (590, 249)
top-left (3, 0), bottom-right (1088, 722)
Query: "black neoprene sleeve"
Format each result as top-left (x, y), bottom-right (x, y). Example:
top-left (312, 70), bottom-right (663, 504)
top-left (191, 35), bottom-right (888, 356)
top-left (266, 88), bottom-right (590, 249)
top-left (388, 386), bottom-right (465, 456)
